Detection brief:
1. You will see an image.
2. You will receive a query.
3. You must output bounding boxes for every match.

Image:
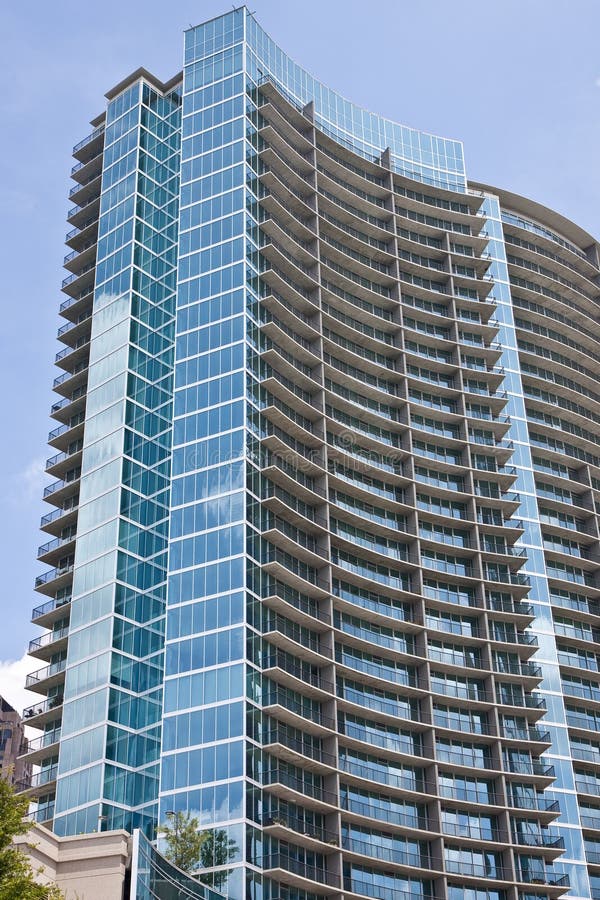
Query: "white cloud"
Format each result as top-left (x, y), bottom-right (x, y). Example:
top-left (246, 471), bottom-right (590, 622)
top-left (595, 77), bottom-right (600, 88)
top-left (17, 457), bottom-right (47, 504)
top-left (0, 653), bottom-right (38, 720)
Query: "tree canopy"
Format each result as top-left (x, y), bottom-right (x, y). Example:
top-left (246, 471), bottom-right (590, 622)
top-left (0, 775), bottom-right (63, 900)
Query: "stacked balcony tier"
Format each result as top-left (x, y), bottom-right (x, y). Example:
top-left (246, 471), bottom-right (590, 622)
top-left (18, 121), bottom-right (105, 824)
top-left (245, 80), bottom-right (568, 900)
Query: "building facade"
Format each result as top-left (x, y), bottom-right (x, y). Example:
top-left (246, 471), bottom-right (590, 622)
top-left (19, 7), bottom-right (600, 900)
top-left (0, 696), bottom-right (30, 788)
top-left (14, 822), bottom-right (131, 900)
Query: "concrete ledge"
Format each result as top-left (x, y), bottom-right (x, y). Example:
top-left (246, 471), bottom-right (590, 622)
top-left (14, 823), bottom-right (130, 900)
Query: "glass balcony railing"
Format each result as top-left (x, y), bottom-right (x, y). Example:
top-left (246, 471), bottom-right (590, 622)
top-left (514, 832), bottom-right (564, 849)
top-left (68, 170), bottom-right (101, 198)
top-left (262, 813), bottom-right (338, 844)
top-left (65, 217), bottom-right (98, 242)
top-left (24, 726), bottom-right (62, 752)
top-left (508, 795), bottom-right (559, 813)
top-left (28, 626), bottom-right (69, 654)
top-left (40, 501), bottom-right (79, 528)
top-left (505, 760), bottom-right (554, 778)
top-left (25, 660), bottom-right (66, 688)
top-left (37, 534), bottom-right (75, 557)
top-left (35, 564), bottom-right (74, 588)
top-left (262, 768), bottom-right (337, 806)
top-left (518, 871), bottom-right (569, 888)
top-left (31, 594), bottom-right (72, 622)
top-left (260, 852), bottom-right (339, 886)
top-left (61, 263), bottom-right (95, 289)
top-left (59, 286), bottom-right (94, 313)
top-left (29, 803), bottom-right (55, 824)
top-left (23, 694), bottom-right (64, 720)
top-left (66, 193), bottom-right (101, 221)
top-left (72, 124), bottom-right (104, 154)
top-left (27, 765), bottom-right (59, 789)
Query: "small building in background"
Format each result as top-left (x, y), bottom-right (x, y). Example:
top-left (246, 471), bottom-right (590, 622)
top-left (0, 696), bottom-right (30, 789)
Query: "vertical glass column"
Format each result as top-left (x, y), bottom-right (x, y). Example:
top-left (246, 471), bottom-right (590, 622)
top-left (480, 192), bottom-right (591, 899)
top-left (160, 10), bottom-right (247, 896)
top-left (55, 83), bottom-right (144, 836)
top-left (55, 79), bottom-right (182, 837)
top-left (107, 81), bottom-right (181, 836)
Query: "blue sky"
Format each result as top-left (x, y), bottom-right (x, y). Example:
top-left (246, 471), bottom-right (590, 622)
top-left (1, 0), bottom-right (599, 707)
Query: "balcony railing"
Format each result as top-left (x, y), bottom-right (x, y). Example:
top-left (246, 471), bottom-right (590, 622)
top-left (262, 728), bottom-right (336, 767)
top-left (71, 148), bottom-right (103, 175)
top-left (508, 796), bottom-right (559, 813)
top-left (61, 263), bottom-right (95, 289)
top-left (31, 594), bottom-right (71, 622)
top-left (29, 803), bottom-right (55, 824)
top-left (68, 170), bottom-right (101, 198)
top-left (514, 832), bottom-right (564, 849)
top-left (518, 872), bottom-right (569, 888)
top-left (25, 659), bottom-right (66, 688)
top-left (261, 652), bottom-right (333, 693)
top-left (505, 760), bottom-right (555, 778)
top-left (28, 625), bottom-right (69, 654)
top-left (261, 852), bottom-right (339, 886)
top-left (23, 694), bottom-right (64, 720)
top-left (262, 687), bottom-right (335, 730)
top-left (72, 124), bottom-right (104, 154)
top-left (263, 814), bottom-right (338, 844)
top-left (24, 727), bottom-right (62, 752)
top-left (26, 766), bottom-right (59, 789)
top-left (37, 535), bottom-right (75, 557)
top-left (501, 724), bottom-right (551, 743)
top-left (344, 835), bottom-right (436, 872)
top-left (35, 564), bottom-right (74, 588)
top-left (345, 878), bottom-right (436, 900)
top-left (342, 795), bottom-right (425, 832)
top-left (59, 285), bottom-right (94, 313)
top-left (43, 470), bottom-right (80, 497)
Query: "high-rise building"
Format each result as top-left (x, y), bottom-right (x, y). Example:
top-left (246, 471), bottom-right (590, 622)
top-left (18, 7), bottom-right (600, 899)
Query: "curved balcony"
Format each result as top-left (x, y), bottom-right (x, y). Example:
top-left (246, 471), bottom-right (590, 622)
top-left (259, 686), bottom-right (335, 736)
top-left (260, 851), bottom-right (340, 891)
top-left (259, 578), bottom-right (331, 631)
top-left (262, 814), bottom-right (339, 853)
top-left (260, 651), bottom-right (334, 701)
top-left (261, 726), bottom-right (337, 773)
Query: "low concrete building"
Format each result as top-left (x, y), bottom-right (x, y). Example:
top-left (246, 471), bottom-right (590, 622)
top-left (14, 823), bottom-right (130, 899)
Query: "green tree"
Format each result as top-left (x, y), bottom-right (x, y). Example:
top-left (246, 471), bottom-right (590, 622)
top-left (0, 774), bottom-right (63, 900)
top-left (158, 811), bottom-right (206, 872)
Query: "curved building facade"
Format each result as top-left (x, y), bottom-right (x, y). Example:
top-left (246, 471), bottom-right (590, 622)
top-left (18, 7), bottom-right (600, 900)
